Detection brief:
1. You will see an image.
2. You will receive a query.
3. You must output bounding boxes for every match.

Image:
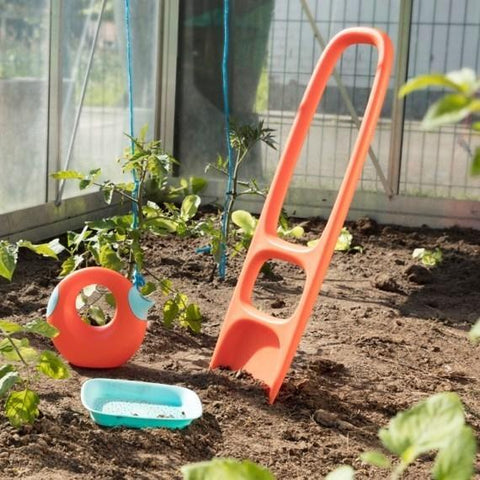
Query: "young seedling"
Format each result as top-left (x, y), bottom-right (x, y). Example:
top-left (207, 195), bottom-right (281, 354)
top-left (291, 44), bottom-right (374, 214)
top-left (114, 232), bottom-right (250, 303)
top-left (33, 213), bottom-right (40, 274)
top-left (202, 120), bottom-right (277, 276)
top-left (412, 247), bottom-right (443, 267)
top-left (307, 227), bottom-right (363, 253)
top-left (0, 319), bottom-right (69, 427)
top-left (52, 128), bottom-right (205, 333)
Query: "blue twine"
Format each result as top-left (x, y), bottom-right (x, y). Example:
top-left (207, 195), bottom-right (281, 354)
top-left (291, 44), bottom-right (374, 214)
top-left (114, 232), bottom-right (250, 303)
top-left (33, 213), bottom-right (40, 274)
top-left (219, 0), bottom-right (234, 279)
top-left (124, 0), bottom-right (144, 288)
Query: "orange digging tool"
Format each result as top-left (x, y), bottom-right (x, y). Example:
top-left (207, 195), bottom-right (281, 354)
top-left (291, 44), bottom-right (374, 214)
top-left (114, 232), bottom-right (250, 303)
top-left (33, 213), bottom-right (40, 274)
top-left (210, 27), bottom-right (394, 403)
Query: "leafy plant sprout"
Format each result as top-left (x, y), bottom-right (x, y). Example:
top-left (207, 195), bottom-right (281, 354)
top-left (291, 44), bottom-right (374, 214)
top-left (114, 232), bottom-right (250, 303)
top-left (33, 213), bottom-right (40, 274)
top-left (203, 120), bottom-right (277, 275)
top-left (52, 127), bottom-right (205, 333)
top-left (0, 319), bottom-right (70, 427)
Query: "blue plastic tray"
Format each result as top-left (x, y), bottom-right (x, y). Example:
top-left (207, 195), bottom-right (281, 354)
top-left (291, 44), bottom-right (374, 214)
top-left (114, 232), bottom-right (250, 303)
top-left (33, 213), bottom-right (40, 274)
top-left (81, 378), bottom-right (202, 429)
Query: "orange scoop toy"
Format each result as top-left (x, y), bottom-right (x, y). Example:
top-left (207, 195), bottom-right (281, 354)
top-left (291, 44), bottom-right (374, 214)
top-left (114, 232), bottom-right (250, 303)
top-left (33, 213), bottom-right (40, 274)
top-left (210, 27), bottom-right (393, 403)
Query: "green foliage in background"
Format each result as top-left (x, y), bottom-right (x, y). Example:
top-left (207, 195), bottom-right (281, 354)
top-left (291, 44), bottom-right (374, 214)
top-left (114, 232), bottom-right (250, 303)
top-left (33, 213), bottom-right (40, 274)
top-left (0, 318), bottom-right (69, 427)
top-left (0, 239), bottom-right (63, 282)
top-left (52, 127), bottom-right (205, 333)
top-left (399, 68), bottom-right (480, 175)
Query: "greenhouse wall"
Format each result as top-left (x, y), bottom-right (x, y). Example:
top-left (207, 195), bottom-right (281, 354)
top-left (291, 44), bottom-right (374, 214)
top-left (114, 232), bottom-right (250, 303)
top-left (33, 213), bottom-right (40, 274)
top-left (1, 0), bottom-right (479, 241)
top-left (175, 0), bottom-right (480, 229)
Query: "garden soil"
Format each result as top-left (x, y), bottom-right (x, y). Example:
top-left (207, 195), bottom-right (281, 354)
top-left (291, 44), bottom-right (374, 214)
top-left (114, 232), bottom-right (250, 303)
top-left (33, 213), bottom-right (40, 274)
top-left (0, 217), bottom-right (479, 479)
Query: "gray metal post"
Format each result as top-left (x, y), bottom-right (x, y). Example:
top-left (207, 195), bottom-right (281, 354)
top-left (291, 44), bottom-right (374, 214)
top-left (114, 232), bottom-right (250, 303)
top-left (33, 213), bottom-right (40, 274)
top-left (155, 0), bottom-right (179, 154)
top-left (46, 0), bottom-right (63, 203)
top-left (387, 0), bottom-right (413, 196)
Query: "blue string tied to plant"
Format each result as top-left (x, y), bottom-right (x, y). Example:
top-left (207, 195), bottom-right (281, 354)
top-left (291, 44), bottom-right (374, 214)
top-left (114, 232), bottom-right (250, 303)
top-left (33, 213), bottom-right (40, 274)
top-left (124, 0), bottom-right (145, 289)
top-left (219, 0), bottom-right (234, 279)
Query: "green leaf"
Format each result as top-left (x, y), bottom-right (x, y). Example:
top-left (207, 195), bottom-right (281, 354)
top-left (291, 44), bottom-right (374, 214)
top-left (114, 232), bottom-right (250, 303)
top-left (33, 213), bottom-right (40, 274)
top-left (5, 389), bottom-right (40, 427)
top-left (412, 247), bottom-right (442, 266)
top-left (59, 255), bottom-right (84, 277)
top-left (0, 371), bottom-right (19, 398)
top-left (379, 392), bottom-right (466, 464)
top-left (0, 241), bottom-right (18, 281)
top-left (17, 240), bottom-right (59, 259)
top-left (470, 147), bottom-right (480, 176)
top-left (324, 465), bottom-right (355, 480)
top-left (145, 217), bottom-right (179, 234)
top-left (36, 351), bottom-right (70, 379)
top-left (469, 318), bottom-right (480, 344)
top-left (0, 320), bottom-right (24, 334)
top-left (50, 170), bottom-right (85, 180)
top-left (422, 94), bottom-right (474, 129)
top-left (174, 293), bottom-right (188, 308)
top-left (190, 176), bottom-right (207, 194)
top-left (232, 210), bottom-right (258, 236)
top-left (432, 426), bottom-right (476, 480)
top-left (87, 306), bottom-right (107, 326)
top-left (472, 121), bottom-right (480, 132)
top-left (287, 226), bottom-right (304, 239)
top-left (140, 282), bottom-right (156, 296)
top-left (163, 299), bottom-right (179, 328)
top-left (24, 318), bottom-right (59, 339)
top-left (359, 451), bottom-right (391, 468)
top-left (182, 304), bottom-right (202, 333)
top-left (0, 338), bottom-right (38, 363)
top-left (399, 72), bottom-right (467, 98)
top-left (98, 245), bottom-right (123, 271)
top-left (159, 279), bottom-right (173, 295)
top-left (102, 185), bottom-right (115, 204)
top-left (181, 458), bottom-right (275, 480)
top-left (335, 228), bottom-right (353, 251)
top-left (180, 194), bottom-right (201, 221)
top-left (0, 364), bottom-right (15, 378)
top-left (105, 293), bottom-right (117, 308)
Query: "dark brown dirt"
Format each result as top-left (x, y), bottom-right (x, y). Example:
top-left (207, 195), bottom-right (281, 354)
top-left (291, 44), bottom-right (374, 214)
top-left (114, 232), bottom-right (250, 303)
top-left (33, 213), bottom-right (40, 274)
top-left (0, 217), bottom-right (479, 479)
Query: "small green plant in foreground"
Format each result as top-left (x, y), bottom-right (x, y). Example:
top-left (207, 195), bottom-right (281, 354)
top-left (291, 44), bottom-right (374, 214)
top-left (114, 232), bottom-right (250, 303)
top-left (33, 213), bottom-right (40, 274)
top-left (0, 319), bottom-right (69, 427)
top-left (399, 68), bottom-right (480, 175)
top-left (181, 392), bottom-right (477, 479)
top-left (52, 127), bottom-right (204, 332)
top-left (412, 247), bottom-right (443, 267)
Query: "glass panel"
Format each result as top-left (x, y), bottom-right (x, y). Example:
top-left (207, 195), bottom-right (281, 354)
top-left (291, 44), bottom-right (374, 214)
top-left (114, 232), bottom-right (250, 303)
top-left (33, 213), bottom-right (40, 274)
top-left (400, 0), bottom-right (480, 199)
top-left (0, 0), bottom-right (50, 214)
top-left (175, 0), bottom-right (399, 194)
top-left (60, 0), bottom-right (159, 200)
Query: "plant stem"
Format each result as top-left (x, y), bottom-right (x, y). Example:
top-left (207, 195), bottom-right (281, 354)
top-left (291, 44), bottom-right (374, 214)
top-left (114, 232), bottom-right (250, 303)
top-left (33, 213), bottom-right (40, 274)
top-left (391, 461), bottom-right (408, 480)
top-left (6, 335), bottom-right (28, 367)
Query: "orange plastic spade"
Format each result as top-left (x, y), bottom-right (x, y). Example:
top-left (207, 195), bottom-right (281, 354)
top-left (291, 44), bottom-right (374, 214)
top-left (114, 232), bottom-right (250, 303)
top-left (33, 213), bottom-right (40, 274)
top-left (210, 27), bottom-right (393, 403)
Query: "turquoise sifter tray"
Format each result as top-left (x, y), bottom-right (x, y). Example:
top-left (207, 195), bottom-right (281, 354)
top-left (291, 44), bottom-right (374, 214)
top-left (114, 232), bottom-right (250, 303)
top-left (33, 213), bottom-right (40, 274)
top-left (81, 378), bottom-right (202, 429)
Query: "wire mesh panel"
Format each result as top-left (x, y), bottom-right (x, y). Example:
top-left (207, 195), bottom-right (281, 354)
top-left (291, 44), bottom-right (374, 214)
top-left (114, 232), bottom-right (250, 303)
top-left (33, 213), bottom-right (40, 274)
top-left (260, 0), bottom-right (400, 194)
top-left (400, 0), bottom-right (480, 199)
top-left (0, 0), bottom-right (50, 214)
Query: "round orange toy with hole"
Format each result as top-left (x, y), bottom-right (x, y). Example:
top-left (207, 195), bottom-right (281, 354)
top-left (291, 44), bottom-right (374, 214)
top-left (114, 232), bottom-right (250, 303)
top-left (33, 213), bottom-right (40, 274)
top-left (46, 267), bottom-right (154, 368)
